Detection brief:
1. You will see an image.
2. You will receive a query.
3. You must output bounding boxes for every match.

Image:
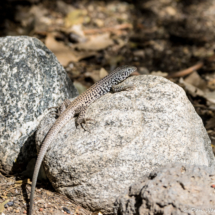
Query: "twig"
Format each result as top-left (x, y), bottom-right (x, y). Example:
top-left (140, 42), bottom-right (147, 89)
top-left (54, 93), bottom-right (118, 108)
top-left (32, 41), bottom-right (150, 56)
top-left (130, 71), bottom-right (140, 76)
top-left (167, 61), bottom-right (203, 78)
top-left (83, 23), bottom-right (132, 34)
top-left (167, 53), bottom-right (215, 78)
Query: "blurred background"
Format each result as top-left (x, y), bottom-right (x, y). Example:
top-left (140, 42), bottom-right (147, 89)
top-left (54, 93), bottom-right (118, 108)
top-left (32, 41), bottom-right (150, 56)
top-left (1, 0), bottom-right (215, 153)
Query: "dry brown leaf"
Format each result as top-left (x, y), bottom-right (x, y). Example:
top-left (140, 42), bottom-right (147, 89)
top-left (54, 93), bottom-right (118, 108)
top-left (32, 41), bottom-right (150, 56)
top-left (180, 72), bottom-right (215, 104)
top-left (29, 5), bottom-right (53, 33)
top-left (184, 72), bottom-right (215, 103)
top-left (73, 81), bottom-right (87, 95)
top-left (45, 34), bottom-right (79, 66)
top-left (85, 70), bottom-right (100, 82)
top-left (107, 55), bottom-right (124, 67)
top-left (29, 5), bottom-right (48, 19)
top-left (85, 68), bottom-right (108, 83)
top-left (179, 78), bottom-right (205, 97)
top-left (206, 117), bottom-right (215, 129)
top-left (45, 34), bottom-right (95, 66)
top-left (93, 19), bottom-right (104, 27)
top-left (73, 33), bottom-right (114, 51)
top-left (99, 68), bottom-right (108, 79)
top-left (184, 71), bottom-right (206, 89)
top-left (208, 78), bottom-right (215, 90)
top-left (151, 71), bottom-right (168, 77)
top-left (56, 1), bottom-right (74, 15)
top-left (203, 90), bottom-right (215, 104)
top-left (15, 5), bottom-right (51, 34)
top-left (115, 38), bottom-right (127, 49)
top-left (0, 199), bottom-right (9, 213)
top-left (70, 24), bottom-right (85, 37)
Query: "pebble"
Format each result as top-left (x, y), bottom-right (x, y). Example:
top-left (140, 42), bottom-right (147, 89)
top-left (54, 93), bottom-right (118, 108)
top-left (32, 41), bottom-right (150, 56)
top-left (63, 207), bottom-right (71, 214)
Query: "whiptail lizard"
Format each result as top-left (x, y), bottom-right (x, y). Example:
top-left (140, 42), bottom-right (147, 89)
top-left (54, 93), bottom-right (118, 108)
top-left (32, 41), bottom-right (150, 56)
top-left (29, 65), bottom-right (137, 215)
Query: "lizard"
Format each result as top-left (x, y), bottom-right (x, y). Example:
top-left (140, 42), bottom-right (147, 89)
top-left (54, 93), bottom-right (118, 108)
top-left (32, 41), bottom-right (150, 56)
top-left (29, 65), bottom-right (137, 215)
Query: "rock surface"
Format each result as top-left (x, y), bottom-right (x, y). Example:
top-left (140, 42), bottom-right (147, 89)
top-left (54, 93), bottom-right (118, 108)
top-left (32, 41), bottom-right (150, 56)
top-left (37, 75), bottom-right (215, 214)
top-left (0, 36), bottom-right (78, 174)
top-left (115, 163), bottom-right (215, 215)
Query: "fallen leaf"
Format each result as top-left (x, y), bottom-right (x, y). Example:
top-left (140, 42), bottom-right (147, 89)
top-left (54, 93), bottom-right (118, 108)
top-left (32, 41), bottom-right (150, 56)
top-left (208, 78), bottom-right (215, 90)
top-left (73, 33), bottom-right (114, 51)
top-left (56, 1), bottom-right (74, 15)
top-left (73, 81), bottom-right (87, 95)
top-left (85, 70), bottom-right (100, 83)
top-left (29, 5), bottom-right (48, 19)
top-left (29, 5), bottom-right (52, 33)
top-left (151, 71), bottom-right (168, 77)
top-left (179, 78), bottom-right (205, 98)
top-left (45, 34), bottom-right (95, 66)
top-left (93, 19), bottom-right (104, 27)
top-left (0, 199), bottom-right (9, 213)
top-left (184, 72), bottom-right (215, 103)
top-left (180, 73), bottom-right (215, 104)
top-left (184, 71), bottom-right (206, 90)
top-left (107, 55), bottom-right (124, 67)
top-left (70, 24), bottom-right (85, 37)
top-left (206, 117), bottom-right (215, 129)
top-left (85, 67), bottom-right (108, 83)
top-left (204, 90), bottom-right (215, 104)
top-left (99, 68), bottom-right (108, 79)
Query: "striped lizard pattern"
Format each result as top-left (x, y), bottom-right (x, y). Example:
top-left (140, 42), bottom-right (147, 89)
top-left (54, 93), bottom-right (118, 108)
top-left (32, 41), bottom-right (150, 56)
top-left (29, 65), bottom-right (137, 214)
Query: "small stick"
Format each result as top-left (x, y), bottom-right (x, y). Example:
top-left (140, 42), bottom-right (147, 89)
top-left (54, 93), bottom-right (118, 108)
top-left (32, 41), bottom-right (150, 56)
top-left (83, 23), bottom-right (132, 34)
top-left (167, 62), bottom-right (203, 78)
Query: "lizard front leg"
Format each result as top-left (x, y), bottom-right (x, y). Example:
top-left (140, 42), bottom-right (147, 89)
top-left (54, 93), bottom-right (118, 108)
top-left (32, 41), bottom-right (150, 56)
top-left (112, 84), bottom-right (135, 93)
top-left (76, 107), bottom-right (95, 132)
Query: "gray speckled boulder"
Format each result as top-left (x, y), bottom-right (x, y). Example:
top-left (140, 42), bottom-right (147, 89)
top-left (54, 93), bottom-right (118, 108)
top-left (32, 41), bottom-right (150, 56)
top-left (0, 36), bottom-right (78, 174)
top-left (37, 75), bottom-right (215, 214)
top-left (115, 163), bottom-right (215, 215)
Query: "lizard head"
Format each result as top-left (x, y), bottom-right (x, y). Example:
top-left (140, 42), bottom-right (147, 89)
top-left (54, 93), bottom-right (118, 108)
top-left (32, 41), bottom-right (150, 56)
top-left (111, 65), bottom-right (137, 84)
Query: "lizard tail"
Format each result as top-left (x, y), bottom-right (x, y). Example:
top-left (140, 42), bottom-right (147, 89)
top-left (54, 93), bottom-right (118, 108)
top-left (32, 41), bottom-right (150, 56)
top-left (29, 128), bottom-right (58, 215)
top-left (29, 109), bottom-right (75, 214)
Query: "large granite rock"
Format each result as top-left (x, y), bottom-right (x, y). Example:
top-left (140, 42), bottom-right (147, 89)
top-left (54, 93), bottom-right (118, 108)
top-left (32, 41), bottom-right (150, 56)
top-left (36, 75), bottom-right (215, 214)
top-left (115, 163), bottom-right (215, 215)
top-left (0, 36), bottom-right (78, 174)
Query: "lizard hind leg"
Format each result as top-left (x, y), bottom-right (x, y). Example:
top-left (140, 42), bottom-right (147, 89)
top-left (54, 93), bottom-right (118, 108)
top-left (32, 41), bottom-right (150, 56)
top-left (47, 99), bottom-right (72, 118)
top-left (76, 107), bottom-right (95, 132)
top-left (47, 106), bottom-right (59, 117)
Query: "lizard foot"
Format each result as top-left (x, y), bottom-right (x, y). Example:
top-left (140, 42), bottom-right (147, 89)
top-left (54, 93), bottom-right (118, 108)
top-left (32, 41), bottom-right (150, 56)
top-left (112, 84), bottom-right (135, 93)
top-left (77, 118), bottom-right (95, 132)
